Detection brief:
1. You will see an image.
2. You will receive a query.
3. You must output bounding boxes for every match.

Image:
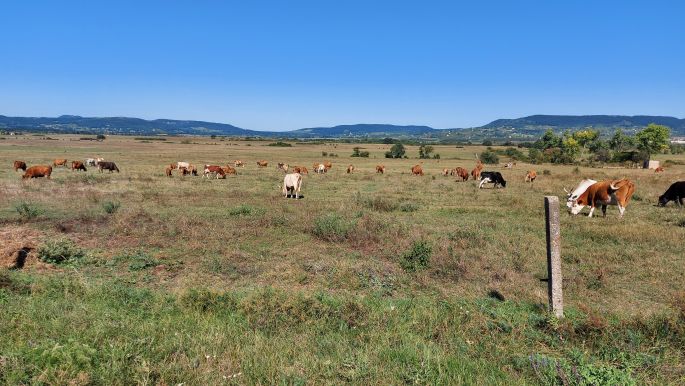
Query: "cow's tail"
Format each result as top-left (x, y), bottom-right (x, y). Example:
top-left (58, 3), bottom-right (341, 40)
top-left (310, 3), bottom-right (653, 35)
top-left (610, 178), bottom-right (629, 191)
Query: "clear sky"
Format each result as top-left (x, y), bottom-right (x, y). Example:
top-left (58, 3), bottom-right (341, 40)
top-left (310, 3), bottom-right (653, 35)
top-left (1, 1), bottom-right (683, 131)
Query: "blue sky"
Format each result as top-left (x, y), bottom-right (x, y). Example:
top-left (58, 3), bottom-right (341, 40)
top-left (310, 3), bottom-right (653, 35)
top-left (1, 1), bottom-right (683, 131)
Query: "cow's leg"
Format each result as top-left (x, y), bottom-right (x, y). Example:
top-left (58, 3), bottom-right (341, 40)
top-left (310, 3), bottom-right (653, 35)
top-left (588, 206), bottom-right (595, 218)
top-left (678, 197), bottom-right (683, 207)
top-left (602, 205), bottom-right (607, 217)
top-left (617, 204), bottom-right (625, 218)
top-left (479, 178), bottom-right (488, 189)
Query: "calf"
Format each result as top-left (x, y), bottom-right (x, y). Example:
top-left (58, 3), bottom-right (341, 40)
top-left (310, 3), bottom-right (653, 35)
top-left (283, 172), bottom-right (303, 199)
top-left (376, 165), bottom-right (386, 174)
top-left (525, 170), bottom-right (537, 183)
top-left (234, 160), bottom-right (244, 167)
top-left (411, 165), bottom-right (424, 176)
top-left (22, 165), bottom-right (52, 179)
top-left (71, 161), bottom-right (87, 172)
top-left (13, 160), bottom-right (27, 172)
top-left (53, 159), bottom-right (68, 167)
top-left (479, 171), bottom-right (506, 188)
top-left (314, 164), bottom-right (326, 174)
top-left (203, 165), bottom-right (226, 179)
top-left (454, 167), bottom-right (468, 182)
top-left (658, 181), bottom-right (685, 207)
top-left (347, 164), bottom-right (355, 174)
top-left (165, 166), bottom-right (173, 177)
top-left (566, 179), bottom-right (635, 218)
top-left (98, 161), bottom-right (120, 173)
top-left (655, 166), bottom-right (665, 173)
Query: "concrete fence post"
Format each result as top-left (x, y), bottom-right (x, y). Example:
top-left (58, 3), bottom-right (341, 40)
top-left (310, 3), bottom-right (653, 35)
top-left (544, 196), bottom-right (564, 318)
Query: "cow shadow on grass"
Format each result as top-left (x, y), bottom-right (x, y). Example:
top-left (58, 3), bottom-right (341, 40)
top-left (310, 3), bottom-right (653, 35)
top-left (285, 195), bottom-right (305, 199)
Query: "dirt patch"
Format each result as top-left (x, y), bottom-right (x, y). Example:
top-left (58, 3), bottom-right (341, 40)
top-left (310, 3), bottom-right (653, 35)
top-left (0, 226), bottom-right (54, 270)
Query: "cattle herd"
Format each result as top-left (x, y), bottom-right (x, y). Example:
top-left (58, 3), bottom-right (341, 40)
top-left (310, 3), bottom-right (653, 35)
top-left (11, 156), bottom-right (685, 216)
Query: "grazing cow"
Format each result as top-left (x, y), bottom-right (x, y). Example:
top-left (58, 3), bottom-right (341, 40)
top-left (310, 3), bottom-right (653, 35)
top-left (71, 161), bottom-right (87, 172)
top-left (314, 164), bottom-right (326, 174)
top-left (204, 165), bottom-right (226, 179)
top-left (177, 161), bottom-right (190, 170)
top-left (169, 163), bottom-right (178, 170)
top-left (188, 164), bottom-right (198, 176)
top-left (234, 160), bottom-right (244, 167)
top-left (13, 161), bottom-right (27, 172)
top-left (455, 167), bottom-right (469, 182)
top-left (179, 167), bottom-right (189, 176)
top-left (323, 161), bottom-right (332, 170)
top-left (504, 162), bottom-right (513, 169)
top-left (98, 161), bottom-right (120, 173)
top-left (658, 181), bottom-right (685, 207)
top-left (376, 165), bottom-right (386, 174)
top-left (282, 172), bottom-right (303, 199)
top-left (411, 165), bottom-right (424, 176)
top-left (347, 164), bottom-right (355, 174)
top-left (292, 166), bottom-right (308, 174)
top-left (525, 170), bottom-right (537, 183)
top-left (222, 165), bottom-right (237, 175)
top-left (165, 166), bottom-right (173, 177)
top-left (655, 166), bottom-right (665, 173)
top-left (53, 159), bottom-right (68, 167)
top-left (566, 179), bottom-right (635, 218)
top-left (479, 171), bottom-right (506, 188)
top-left (277, 163), bottom-right (289, 173)
top-left (257, 160), bottom-right (268, 168)
top-left (471, 167), bottom-right (482, 180)
top-left (442, 168), bottom-right (450, 176)
top-left (22, 165), bottom-right (52, 179)
top-left (85, 158), bottom-right (97, 166)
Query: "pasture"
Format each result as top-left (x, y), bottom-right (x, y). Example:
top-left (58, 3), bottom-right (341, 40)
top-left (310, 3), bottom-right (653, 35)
top-left (1, 134), bottom-right (684, 384)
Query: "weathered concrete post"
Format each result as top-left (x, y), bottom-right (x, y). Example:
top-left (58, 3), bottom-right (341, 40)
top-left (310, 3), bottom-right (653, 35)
top-left (544, 196), bottom-right (564, 318)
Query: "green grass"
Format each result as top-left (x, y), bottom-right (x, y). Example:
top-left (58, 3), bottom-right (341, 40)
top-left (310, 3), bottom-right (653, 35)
top-left (1, 135), bottom-right (684, 383)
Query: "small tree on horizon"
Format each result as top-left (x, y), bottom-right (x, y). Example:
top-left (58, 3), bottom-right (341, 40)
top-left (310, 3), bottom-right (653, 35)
top-left (385, 143), bottom-right (406, 158)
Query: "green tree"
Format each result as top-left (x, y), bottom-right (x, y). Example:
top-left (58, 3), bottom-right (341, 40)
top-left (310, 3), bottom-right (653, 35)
top-left (608, 129), bottom-right (634, 152)
top-left (479, 149), bottom-right (499, 164)
top-left (572, 129), bottom-right (599, 149)
top-left (418, 144), bottom-right (434, 159)
top-left (385, 143), bottom-right (406, 158)
top-left (635, 124), bottom-right (671, 164)
top-left (382, 137), bottom-right (395, 144)
top-left (482, 139), bottom-right (493, 146)
top-left (96, 134), bottom-right (106, 140)
top-left (537, 129), bottom-right (561, 149)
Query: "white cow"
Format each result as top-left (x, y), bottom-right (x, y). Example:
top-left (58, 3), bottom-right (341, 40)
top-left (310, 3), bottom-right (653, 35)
top-left (283, 173), bottom-right (303, 199)
top-left (177, 161), bottom-right (190, 170)
top-left (564, 179), bottom-right (598, 214)
top-left (85, 158), bottom-right (97, 166)
top-left (315, 164), bottom-right (326, 174)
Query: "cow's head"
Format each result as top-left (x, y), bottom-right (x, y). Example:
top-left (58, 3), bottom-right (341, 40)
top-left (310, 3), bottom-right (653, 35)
top-left (658, 194), bottom-right (669, 207)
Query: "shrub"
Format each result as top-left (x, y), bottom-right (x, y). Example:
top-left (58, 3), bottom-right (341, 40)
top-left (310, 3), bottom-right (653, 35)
top-left (385, 143), bottom-right (406, 158)
top-left (267, 141), bottom-right (292, 147)
top-left (313, 214), bottom-right (354, 241)
top-left (400, 240), bottom-right (432, 272)
top-left (360, 196), bottom-right (399, 212)
top-left (38, 238), bottom-right (84, 265)
top-left (15, 201), bottom-right (42, 220)
top-left (399, 202), bottom-right (419, 212)
top-left (542, 169), bottom-right (551, 175)
top-left (479, 150), bottom-right (499, 164)
top-left (351, 147), bottom-right (370, 157)
top-left (102, 201), bottom-right (121, 214)
top-left (228, 205), bottom-right (262, 216)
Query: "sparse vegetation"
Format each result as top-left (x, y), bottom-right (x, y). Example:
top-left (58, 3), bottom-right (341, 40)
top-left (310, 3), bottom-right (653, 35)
top-left (400, 240), bottom-right (432, 272)
top-left (102, 200), bottom-right (121, 214)
top-left (15, 201), bottom-right (42, 220)
top-left (37, 238), bottom-right (85, 265)
top-left (267, 141), bottom-right (292, 147)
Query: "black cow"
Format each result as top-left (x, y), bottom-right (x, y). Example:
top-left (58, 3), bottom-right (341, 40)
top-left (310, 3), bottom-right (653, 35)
top-left (658, 181), bottom-right (685, 207)
top-left (479, 171), bottom-right (507, 189)
top-left (98, 161), bottom-right (120, 173)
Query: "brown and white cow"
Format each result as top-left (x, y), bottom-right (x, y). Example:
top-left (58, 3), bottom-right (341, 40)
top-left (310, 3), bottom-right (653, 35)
top-left (566, 178), bottom-right (635, 218)
top-left (234, 160), bottom-right (244, 167)
top-left (323, 161), bottom-right (332, 170)
top-left (277, 163), bottom-right (289, 173)
top-left (314, 164), bottom-right (326, 174)
top-left (22, 165), bottom-right (52, 179)
top-left (257, 160), bottom-right (268, 168)
top-left (376, 165), bottom-right (386, 174)
top-left (454, 167), bottom-right (469, 182)
top-left (347, 164), bottom-right (355, 174)
top-left (204, 165), bottom-right (226, 179)
top-left (53, 159), bottom-right (68, 167)
top-left (525, 170), bottom-right (537, 183)
top-left (411, 165), bottom-right (424, 176)
top-left (283, 172), bottom-right (303, 199)
top-left (442, 168), bottom-right (450, 176)
top-left (71, 161), bottom-right (87, 172)
top-left (13, 161), bottom-right (27, 172)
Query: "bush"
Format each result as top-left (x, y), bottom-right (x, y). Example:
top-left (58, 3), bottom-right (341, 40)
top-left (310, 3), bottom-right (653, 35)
top-left (351, 147), bottom-right (370, 157)
top-left (15, 201), bottom-right (42, 220)
top-left (38, 238), bottom-right (84, 265)
top-left (542, 170), bottom-right (551, 175)
top-left (267, 141), bottom-right (292, 147)
top-left (102, 201), bottom-right (121, 214)
top-left (385, 143), bottom-right (406, 158)
top-left (313, 214), bottom-right (354, 241)
top-left (479, 150), bottom-right (499, 164)
top-left (400, 240), bottom-right (432, 272)
top-left (361, 196), bottom-right (399, 212)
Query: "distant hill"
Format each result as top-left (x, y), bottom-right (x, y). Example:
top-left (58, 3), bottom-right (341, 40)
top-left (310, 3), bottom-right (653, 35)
top-left (1, 114), bottom-right (683, 140)
top-left (0, 115), bottom-right (262, 136)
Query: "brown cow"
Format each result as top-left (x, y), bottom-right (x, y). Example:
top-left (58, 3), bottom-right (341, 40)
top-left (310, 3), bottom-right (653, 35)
top-left (347, 164), bottom-right (355, 174)
top-left (71, 161), bottom-right (87, 172)
top-left (471, 167), bottom-right (481, 180)
top-left (567, 178), bottom-right (635, 218)
top-left (98, 161), bottom-right (120, 173)
top-left (257, 160), bottom-right (268, 168)
top-left (323, 161), bottom-right (332, 170)
top-left (376, 165), bottom-right (386, 174)
top-left (525, 170), bottom-right (537, 183)
top-left (165, 166), bottom-right (173, 177)
top-left (22, 165), bottom-right (52, 179)
top-left (442, 168), bottom-right (450, 176)
top-left (169, 163), bottom-right (178, 170)
top-left (454, 167), bottom-right (469, 181)
top-left (292, 166), bottom-right (308, 174)
top-left (222, 165), bottom-right (237, 175)
top-left (655, 166), bottom-right (665, 173)
top-left (277, 163), bottom-right (289, 173)
top-left (188, 164), bottom-right (198, 176)
top-left (204, 165), bottom-right (226, 179)
top-left (13, 161), bottom-right (27, 172)
top-left (53, 159), bottom-right (68, 167)
top-left (234, 160), bottom-right (244, 167)
top-left (411, 165), bottom-right (424, 176)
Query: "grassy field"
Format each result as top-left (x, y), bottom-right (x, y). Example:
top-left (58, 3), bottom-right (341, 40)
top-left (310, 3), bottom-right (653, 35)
top-left (1, 134), bottom-right (684, 384)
